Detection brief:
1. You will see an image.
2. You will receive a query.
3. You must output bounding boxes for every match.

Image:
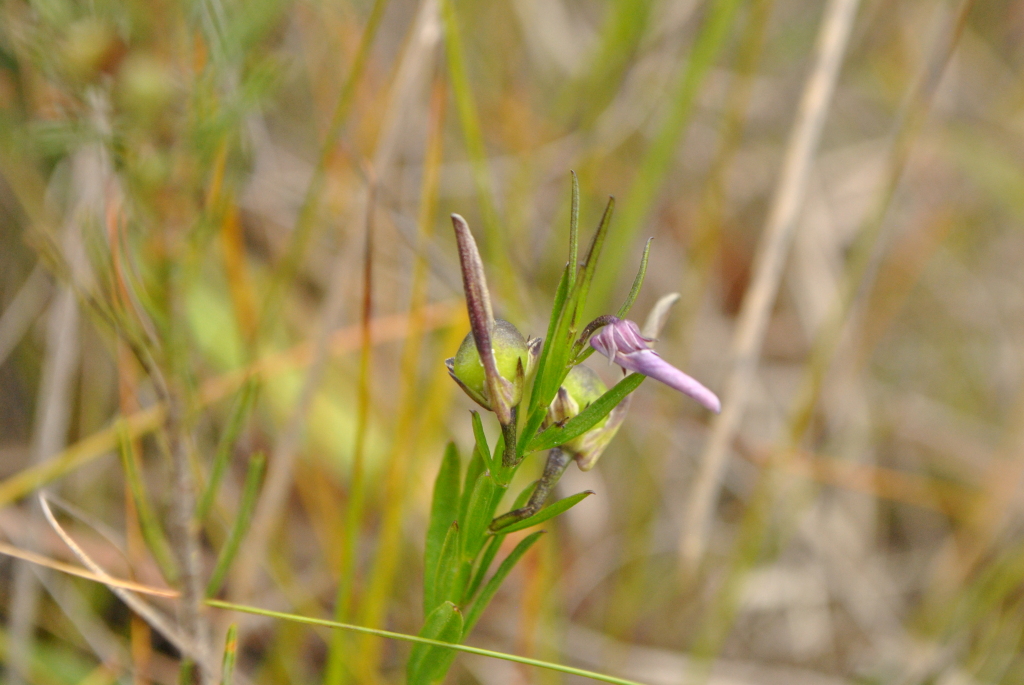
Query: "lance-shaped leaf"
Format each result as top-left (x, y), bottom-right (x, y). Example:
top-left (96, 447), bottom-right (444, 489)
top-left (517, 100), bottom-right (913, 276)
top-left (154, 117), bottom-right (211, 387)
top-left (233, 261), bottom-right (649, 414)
top-left (424, 443), bottom-right (460, 617)
top-left (521, 198), bottom-right (616, 454)
top-left (466, 480), bottom-right (538, 601)
top-left (463, 531), bottom-right (545, 634)
top-left (406, 601), bottom-right (463, 685)
top-left (429, 522), bottom-right (462, 613)
top-left (490, 491), bottom-right (594, 534)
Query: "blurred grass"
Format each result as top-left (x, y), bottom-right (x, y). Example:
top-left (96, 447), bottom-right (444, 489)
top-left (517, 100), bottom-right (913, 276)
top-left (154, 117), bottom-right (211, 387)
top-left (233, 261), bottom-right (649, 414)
top-left (2, 0), bottom-right (1024, 683)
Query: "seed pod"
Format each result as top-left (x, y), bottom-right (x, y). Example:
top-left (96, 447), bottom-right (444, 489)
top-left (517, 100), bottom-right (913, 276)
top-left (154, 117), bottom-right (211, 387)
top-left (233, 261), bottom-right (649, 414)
top-left (447, 319), bottom-right (538, 411)
top-left (545, 365), bottom-right (629, 471)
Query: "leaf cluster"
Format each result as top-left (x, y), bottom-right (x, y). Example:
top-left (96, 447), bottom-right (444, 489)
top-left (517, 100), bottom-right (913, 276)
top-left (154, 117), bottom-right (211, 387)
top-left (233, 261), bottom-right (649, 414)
top-left (412, 173), bottom-right (652, 684)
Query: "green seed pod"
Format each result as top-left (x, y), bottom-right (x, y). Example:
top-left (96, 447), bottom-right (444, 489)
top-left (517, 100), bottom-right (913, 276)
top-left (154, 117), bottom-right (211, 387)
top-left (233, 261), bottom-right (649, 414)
top-left (446, 319), bottom-right (538, 412)
top-left (546, 365), bottom-right (628, 471)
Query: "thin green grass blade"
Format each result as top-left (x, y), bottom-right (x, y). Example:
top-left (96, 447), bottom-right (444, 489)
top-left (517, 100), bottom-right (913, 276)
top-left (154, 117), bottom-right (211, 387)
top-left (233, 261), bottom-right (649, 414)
top-left (206, 451), bottom-right (266, 597)
top-left (116, 423), bottom-right (178, 583)
top-left (424, 443), bottom-right (460, 617)
top-left (527, 373), bottom-right (646, 454)
top-left (220, 623), bottom-right (238, 685)
top-left (406, 602), bottom-right (464, 685)
top-left (198, 378), bottom-right (258, 521)
top-left (206, 599), bottom-right (648, 685)
top-left (490, 491), bottom-right (594, 534)
top-left (464, 531), bottom-right (545, 634)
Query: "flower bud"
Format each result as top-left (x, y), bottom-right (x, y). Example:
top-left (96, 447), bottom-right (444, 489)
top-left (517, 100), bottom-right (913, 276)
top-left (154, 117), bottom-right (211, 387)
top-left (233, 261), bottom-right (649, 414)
top-left (590, 317), bottom-right (720, 413)
top-left (545, 365), bottom-right (629, 471)
top-left (446, 319), bottom-right (539, 412)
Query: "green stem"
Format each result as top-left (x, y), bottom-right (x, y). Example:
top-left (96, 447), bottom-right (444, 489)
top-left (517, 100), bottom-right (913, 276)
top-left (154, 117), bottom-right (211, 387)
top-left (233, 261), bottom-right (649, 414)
top-left (500, 406), bottom-right (519, 470)
top-left (206, 600), bottom-right (647, 685)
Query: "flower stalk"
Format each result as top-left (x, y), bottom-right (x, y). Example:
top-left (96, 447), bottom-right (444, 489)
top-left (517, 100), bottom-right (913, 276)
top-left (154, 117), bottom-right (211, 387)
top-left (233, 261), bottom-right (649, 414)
top-left (412, 178), bottom-right (720, 685)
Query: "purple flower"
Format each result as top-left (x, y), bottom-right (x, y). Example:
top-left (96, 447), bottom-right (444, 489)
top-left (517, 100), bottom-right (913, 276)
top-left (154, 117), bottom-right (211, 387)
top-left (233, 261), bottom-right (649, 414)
top-left (589, 318), bottom-right (721, 413)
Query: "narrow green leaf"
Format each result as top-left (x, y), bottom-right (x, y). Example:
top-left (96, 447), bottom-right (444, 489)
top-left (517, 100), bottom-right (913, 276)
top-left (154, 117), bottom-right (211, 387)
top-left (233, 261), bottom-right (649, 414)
top-left (206, 452), bottom-right (266, 597)
top-left (470, 411), bottom-right (491, 469)
top-left (459, 441), bottom-right (486, 527)
top-left (465, 480), bottom-right (538, 600)
top-left (466, 534), bottom-right (501, 603)
top-left (464, 531), bottom-right (545, 633)
top-left (572, 196), bottom-right (615, 329)
top-left (116, 423), bottom-right (178, 582)
top-left (220, 623), bottom-right (238, 685)
top-left (198, 378), bottom-right (258, 521)
top-left (526, 262), bottom-right (570, 424)
top-left (527, 373), bottom-right (646, 454)
top-left (616, 237), bottom-right (652, 320)
top-left (406, 601), bottom-right (464, 685)
top-left (491, 491), bottom-right (594, 535)
top-left (432, 522), bottom-right (461, 612)
top-left (462, 473), bottom-right (497, 557)
top-left (424, 443), bottom-right (460, 617)
top-left (522, 197), bottom-right (618, 456)
top-left (568, 171), bottom-right (580, 291)
top-left (461, 473), bottom-right (500, 564)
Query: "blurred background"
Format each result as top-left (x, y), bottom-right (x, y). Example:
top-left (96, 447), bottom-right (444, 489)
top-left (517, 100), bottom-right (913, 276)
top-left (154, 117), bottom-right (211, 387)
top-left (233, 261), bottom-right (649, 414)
top-left (2, 0), bottom-right (1024, 682)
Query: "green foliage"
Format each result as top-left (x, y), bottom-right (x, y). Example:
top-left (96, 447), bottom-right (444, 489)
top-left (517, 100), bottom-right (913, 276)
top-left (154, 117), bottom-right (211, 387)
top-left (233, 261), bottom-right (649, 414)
top-left (407, 602), bottom-right (464, 685)
top-left (414, 178), bottom-right (652, 682)
top-left (198, 378), bottom-right (259, 521)
top-left (220, 623), bottom-right (239, 685)
top-left (432, 522), bottom-right (462, 611)
top-left (6, 0), bottom-right (1006, 682)
top-left (424, 443), bottom-right (461, 616)
top-left (489, 491), bottom-right (594, 534)
top-left (206, 451), bottom-right (266, 597)
top-left (116, 422), bottom-right (178, 582)
top-left (463, 531), bottom-right (545, 634)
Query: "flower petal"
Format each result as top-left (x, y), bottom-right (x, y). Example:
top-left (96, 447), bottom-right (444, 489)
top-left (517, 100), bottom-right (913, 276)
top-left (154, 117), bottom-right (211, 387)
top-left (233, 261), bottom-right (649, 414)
top-left (622, 350), bottom-right (721, 413)
top-left (589, 317), bottom-right (721, 413)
